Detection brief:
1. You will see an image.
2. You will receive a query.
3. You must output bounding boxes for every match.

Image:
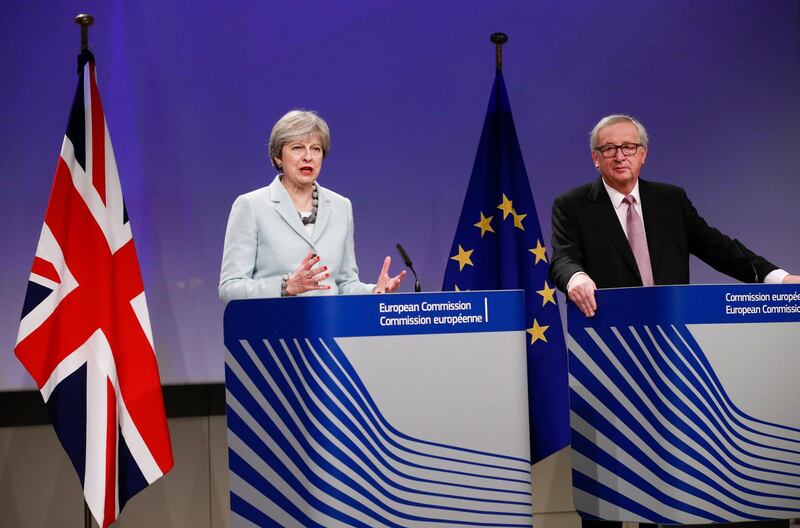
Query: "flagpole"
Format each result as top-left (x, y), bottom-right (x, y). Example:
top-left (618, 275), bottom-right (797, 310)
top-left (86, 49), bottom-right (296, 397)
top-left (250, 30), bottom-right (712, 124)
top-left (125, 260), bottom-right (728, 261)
top-left (74, 13), bottom-right (95, 528)
top-left (490, 32), bottom-right (507, 71)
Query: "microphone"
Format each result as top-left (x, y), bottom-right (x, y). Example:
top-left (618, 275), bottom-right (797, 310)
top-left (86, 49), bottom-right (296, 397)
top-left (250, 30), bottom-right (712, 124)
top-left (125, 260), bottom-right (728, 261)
top-left (733, 239), bottom-right (759, 283)
top-left (396, 243), bottom-right (421, 292)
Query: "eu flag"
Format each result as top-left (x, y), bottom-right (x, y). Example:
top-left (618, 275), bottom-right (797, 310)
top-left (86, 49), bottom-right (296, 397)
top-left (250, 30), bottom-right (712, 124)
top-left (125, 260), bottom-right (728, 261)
top-left (442, 71), bottom-right (569, 463)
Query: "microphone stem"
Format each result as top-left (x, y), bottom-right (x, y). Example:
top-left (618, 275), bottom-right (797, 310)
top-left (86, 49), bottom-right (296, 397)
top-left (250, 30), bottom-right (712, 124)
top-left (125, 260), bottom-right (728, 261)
top-left (409, 267), bottom-right (421, 292)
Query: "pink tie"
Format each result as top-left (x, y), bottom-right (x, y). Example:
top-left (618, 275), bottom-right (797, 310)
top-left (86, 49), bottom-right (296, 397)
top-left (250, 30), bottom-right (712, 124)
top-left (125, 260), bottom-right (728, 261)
top-left (622, 195), bottom-right (654, 286)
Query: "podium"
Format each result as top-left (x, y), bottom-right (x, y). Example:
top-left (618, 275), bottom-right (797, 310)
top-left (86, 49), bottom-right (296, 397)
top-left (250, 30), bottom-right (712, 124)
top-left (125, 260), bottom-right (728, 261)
top-left (567, 284), bottom-right (800, 524)
top-left (223, 290), bottom-right (533, 527)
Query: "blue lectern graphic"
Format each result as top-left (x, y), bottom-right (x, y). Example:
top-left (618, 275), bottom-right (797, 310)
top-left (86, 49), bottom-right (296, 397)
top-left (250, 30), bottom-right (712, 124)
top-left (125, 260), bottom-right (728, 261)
top-left (224, 290), bottom-right (533, 527)
top-left (567, 284), bottom-right (800, 524)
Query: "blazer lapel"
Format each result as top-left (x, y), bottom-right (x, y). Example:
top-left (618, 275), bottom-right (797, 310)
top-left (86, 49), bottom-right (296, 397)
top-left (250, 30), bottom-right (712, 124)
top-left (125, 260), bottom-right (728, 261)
top-left (586, 178), bottom-right (641, 281)
top-left (268, 175), bottom-right (314, 247)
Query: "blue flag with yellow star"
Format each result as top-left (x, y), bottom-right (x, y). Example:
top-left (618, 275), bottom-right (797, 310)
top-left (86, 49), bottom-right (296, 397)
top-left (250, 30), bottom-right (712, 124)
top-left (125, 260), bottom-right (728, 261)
top-left (442, 71), bottom-right (569, 463)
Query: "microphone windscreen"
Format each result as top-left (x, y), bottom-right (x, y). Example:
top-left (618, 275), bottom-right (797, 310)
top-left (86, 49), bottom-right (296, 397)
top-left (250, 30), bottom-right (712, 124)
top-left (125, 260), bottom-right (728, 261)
top-left (396, 243), bottom-right (413, 267)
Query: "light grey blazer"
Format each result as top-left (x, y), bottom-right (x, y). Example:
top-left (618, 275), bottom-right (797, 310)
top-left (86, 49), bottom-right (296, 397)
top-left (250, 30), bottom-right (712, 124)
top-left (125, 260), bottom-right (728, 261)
top-left (219, 175), bottom-right (374, 303)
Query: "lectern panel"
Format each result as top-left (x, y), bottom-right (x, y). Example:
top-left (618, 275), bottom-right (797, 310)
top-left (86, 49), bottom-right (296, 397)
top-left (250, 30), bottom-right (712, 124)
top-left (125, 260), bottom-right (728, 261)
top-left (224, 290), bottom-right (532, 527)
top-left (568, 284), bottom-right (800, 524)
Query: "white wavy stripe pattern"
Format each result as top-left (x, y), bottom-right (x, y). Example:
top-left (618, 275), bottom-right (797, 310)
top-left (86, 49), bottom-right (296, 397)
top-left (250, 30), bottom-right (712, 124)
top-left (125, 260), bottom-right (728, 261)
top-left (568, 323), bottom-right (800, 524)
top-left (225, 337), bottom-right (533, 527)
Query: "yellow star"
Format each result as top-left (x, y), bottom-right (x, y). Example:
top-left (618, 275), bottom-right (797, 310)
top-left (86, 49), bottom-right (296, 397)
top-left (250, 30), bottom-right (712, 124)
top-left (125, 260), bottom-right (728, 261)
top-left (529, 240), bottom-right (548, 264)
top-left (454, 285), bottom-right (461, 292)
top-left (450, 245), bottom-right (474, 271)
top-left (526, 318), bottom-right (549, 345)
top-left (537, 281), bottom-right (557, 306)
top-left (497, 194), bottom-right (514, 219)
top-left (473, 212), bottom-right (495, 238)
top-left (512, 210), bottom-right (527, 230)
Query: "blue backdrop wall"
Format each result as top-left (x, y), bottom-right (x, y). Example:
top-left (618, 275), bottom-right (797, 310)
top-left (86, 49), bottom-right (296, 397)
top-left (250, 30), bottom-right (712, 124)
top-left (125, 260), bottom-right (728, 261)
top-left (2, 0), bottom-right (799, 389)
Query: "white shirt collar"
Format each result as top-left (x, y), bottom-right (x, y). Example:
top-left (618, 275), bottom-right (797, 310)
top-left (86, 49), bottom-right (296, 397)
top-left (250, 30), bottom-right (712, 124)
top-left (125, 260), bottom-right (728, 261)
top-left (602, 178), bottom-right (641, 210)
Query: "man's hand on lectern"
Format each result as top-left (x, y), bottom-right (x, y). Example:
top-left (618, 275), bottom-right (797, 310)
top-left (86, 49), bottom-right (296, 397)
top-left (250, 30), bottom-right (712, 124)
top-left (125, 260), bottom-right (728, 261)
top-left (568, 273), bottom-right (597, 318)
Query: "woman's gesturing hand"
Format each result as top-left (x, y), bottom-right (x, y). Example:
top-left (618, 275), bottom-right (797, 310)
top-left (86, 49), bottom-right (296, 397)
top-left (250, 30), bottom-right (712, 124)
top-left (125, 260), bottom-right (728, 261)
top-left (284, 252), bottom-right (331, 296)
top-left (374, 256), bottom-right (406, 294)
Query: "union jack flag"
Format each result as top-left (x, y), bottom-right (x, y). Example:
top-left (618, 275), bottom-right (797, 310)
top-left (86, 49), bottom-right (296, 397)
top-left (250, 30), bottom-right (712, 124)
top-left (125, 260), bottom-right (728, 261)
top-left (14, 50), bottom-right (173, 528)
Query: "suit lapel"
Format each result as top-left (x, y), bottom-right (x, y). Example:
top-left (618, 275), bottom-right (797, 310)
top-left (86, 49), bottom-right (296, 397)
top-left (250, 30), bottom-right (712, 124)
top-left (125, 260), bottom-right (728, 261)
top-left (587, 178), bottom-right (641, 281)
top-left (268, 175), bottom-right (314, 247)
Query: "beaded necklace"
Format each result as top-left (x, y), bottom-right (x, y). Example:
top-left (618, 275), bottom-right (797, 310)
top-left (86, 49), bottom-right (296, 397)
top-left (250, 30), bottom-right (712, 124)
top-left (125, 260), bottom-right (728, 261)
top-left (299, 183), bottom-right (319, 225)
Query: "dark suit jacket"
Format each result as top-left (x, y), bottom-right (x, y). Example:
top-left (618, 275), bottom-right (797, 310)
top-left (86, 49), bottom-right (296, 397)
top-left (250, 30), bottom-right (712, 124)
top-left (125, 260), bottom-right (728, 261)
top-left (549, 177), bottom-right (777, 292)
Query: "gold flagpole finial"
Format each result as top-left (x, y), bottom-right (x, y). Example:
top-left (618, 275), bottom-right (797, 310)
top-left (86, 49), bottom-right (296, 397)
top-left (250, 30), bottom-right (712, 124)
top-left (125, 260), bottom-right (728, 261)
top-left (490, 33), bottom-right (508, 72)
top-left (74, 14), bottom-right (94, 51)
top-left (489, 33), bottom-right (508, 71)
